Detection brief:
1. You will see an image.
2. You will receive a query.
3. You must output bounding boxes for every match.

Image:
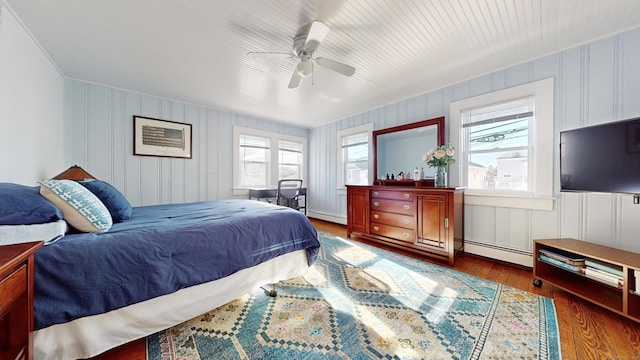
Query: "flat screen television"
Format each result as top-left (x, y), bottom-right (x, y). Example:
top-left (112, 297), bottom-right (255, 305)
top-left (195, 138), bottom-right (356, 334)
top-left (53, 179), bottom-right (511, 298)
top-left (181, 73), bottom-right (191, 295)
top-left (560, 117), bottom-right (640, 194)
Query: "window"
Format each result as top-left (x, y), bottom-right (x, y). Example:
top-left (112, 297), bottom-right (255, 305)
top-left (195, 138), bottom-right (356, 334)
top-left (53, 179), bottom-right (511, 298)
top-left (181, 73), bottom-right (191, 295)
top-left (463, 98), bottom-right (533, 192)
top-left (338, 123), bottom-right (373, 188)
top-left (450, 78), bottom-right (554, 210)
top-left (279, 140), bottom-right (303, 180)
top-left (233, 127), bottom-right (306, 194)
top-left (238, 134), bottom-right (270, 187)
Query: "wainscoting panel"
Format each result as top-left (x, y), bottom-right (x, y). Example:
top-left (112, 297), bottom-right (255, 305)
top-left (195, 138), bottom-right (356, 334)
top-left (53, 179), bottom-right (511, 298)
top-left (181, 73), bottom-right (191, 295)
top-left (464, 204), bottom-right (495, 248)
top-left (588, 36), bottom-right (617, 125)
top-left (620, 196), bottom-right (640, 253)
top-left (559, 192), bottom-right (583, 240)
top-left (494, 207), bottom-right (529, 251)
top-left (584, 193), bottom-right (616, 247)
top-left (530, 207), bottom-right (560, 243)
top-left (622, 30), bottom-right (640, 119)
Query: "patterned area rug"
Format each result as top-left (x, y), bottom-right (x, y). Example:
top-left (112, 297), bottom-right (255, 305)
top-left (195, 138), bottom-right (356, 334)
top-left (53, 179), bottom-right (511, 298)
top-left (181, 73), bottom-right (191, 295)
top-left (147, 232), bottom-right (561, 359)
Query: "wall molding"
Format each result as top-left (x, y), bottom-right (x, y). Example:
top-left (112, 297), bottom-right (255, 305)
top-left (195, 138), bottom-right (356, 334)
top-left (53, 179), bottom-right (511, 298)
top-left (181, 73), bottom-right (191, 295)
top-left (465, 240), bottom-right (532, 268)
top-left (308, 211), bottom-right (347, 225)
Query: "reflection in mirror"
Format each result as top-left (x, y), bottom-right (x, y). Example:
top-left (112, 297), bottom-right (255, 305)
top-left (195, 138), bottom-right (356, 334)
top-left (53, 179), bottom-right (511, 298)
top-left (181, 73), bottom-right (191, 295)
top-left (377, 127), bottom-right (438, 179)
top-left (373, 117), bottom-right (444, 181)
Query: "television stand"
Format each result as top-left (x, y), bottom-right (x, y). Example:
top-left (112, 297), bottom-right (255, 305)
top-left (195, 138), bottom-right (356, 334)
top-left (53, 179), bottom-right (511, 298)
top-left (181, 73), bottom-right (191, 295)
top-left (533, 238), bottom-right (640, 323)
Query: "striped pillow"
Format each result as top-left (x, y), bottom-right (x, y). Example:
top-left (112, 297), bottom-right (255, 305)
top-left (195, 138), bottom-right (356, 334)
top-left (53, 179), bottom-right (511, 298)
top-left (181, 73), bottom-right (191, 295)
top-left (38, 180), bottom-right (112, 233)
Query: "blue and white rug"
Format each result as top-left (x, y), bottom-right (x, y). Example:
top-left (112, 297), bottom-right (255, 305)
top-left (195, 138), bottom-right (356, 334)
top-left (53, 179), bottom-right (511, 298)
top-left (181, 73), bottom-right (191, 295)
top-left (147, 232), bottom-right (561, 359)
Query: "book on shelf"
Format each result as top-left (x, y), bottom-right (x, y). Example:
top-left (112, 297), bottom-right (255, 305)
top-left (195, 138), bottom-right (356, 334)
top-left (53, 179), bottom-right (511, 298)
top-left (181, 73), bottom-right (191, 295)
top-left (581, 267), bottom-right (623, 288)
top-left (538, 248), bottom-right (585, 266)
top-left (584, 266), bottom-right (623, 282)
top-left (538, 254), bottom-right (583, 272)
top-left (584, 258), bottom-right (623, 277)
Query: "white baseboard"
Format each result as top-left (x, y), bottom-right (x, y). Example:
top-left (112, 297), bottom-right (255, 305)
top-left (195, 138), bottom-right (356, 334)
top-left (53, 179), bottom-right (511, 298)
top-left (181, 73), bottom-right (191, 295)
top-left (465, 241), bottom-right (533, 268)
top-left (307, 211), bottom-right (347, 225)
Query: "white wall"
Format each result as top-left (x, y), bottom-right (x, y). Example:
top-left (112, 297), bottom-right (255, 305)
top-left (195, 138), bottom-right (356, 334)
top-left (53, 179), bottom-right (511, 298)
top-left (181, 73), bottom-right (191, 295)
top-left (64, 79), bottom-right (309, 206)
top-left (0, 3), bottom-right (64, 184)
top-left (309, 27), bottom-right (640, 261)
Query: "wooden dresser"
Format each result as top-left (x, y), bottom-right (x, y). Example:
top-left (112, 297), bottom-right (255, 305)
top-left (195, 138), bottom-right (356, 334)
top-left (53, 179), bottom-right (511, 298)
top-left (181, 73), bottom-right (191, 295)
top-left (0, 241), bottom-right (43, 360)
top-left (346, 185), bottom-right (464, 265)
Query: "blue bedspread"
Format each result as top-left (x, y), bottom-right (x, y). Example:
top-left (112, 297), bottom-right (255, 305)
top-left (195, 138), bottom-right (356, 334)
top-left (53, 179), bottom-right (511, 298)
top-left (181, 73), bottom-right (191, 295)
top-left (33, 200), bottom-right (319, 330)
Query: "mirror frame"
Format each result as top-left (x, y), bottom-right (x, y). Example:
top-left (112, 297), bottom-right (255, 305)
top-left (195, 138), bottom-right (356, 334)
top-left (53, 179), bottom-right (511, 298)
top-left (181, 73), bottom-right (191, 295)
top-left (372, 116), bottom-right (445, 181)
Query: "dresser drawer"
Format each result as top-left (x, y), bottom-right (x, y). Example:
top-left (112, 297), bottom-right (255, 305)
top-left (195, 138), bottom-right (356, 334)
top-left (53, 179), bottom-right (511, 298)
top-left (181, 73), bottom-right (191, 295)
top-left (371, 223), bottom-right (416, 242)
top-left (371, 198), bottom-right (415, 215)
top-left (0, 264), bottom-right (27, 314)
top-left (371, 190), bottom-right (415, 201)
top-left (371, 211), bottom-right (414, 229)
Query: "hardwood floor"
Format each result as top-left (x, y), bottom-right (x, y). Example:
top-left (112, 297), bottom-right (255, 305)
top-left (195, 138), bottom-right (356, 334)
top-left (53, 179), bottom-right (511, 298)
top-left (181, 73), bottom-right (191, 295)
top-left (93, 219), bottom-right (640, 360)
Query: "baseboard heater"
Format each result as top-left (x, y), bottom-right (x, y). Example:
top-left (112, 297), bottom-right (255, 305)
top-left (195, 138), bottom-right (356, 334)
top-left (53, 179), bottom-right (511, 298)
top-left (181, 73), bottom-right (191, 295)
top-left (308, 212), bottom-right (347, 225)
top-left (464, 240), bottom-right (533, 268)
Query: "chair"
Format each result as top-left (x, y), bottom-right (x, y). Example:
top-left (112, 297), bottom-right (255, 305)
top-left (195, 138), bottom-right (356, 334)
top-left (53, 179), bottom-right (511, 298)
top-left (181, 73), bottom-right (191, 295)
top-left (276, 179), bottom-right (303, 211)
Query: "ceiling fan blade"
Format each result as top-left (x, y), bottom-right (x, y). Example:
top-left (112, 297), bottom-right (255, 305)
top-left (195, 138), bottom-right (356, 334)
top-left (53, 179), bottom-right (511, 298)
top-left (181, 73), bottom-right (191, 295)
top-left (316, 57), bottom-right (356, 77)
top-left (288, 70), bottom-right (301, 88)
top-left (304, 21), bottom-right (330, 53)
top-left (247, 52), bottom-right (292, 58)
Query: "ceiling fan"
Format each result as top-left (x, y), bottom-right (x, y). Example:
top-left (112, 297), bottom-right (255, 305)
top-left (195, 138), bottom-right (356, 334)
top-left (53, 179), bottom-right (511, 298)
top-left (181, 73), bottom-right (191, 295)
top-left (247, 21), bottom-right (356, 89)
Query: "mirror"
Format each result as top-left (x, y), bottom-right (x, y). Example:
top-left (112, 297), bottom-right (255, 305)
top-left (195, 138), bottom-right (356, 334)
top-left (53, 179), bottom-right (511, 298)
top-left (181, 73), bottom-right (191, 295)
top-left (373, 117), bottom-right (444, 181)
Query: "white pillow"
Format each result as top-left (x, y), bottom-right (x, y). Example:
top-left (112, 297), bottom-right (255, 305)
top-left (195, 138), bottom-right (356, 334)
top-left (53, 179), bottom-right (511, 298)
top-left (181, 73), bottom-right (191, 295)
top-left (39, 180), bottom-right (112, 233)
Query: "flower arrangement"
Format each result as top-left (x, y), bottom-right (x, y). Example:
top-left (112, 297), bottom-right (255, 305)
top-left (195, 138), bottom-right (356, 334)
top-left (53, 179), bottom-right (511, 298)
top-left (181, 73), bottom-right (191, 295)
top-left (422, 144), bottom-right (456, 168)
top-left (422, 144), bottom-right (455, 187)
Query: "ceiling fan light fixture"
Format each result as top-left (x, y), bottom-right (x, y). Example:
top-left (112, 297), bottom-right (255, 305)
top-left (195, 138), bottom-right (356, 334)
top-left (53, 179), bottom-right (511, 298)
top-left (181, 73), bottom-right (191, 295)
top-left (296, 60), bottom-right (313, 77)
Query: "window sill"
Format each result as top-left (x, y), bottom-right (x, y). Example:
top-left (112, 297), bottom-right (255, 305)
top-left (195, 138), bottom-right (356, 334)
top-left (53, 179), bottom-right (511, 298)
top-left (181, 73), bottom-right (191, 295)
top-left (464, 192), bottom-right (554, 211)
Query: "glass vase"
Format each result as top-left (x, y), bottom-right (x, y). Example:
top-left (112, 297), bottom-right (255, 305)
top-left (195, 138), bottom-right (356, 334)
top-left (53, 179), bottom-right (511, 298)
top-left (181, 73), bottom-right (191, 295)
top-left (434, 167), bottom-right (447, 187)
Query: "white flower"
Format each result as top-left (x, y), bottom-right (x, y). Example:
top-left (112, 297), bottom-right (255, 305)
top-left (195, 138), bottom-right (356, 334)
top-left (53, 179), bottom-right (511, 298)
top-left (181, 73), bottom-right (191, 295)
top-left (422, 144), bottom-right (456, 168)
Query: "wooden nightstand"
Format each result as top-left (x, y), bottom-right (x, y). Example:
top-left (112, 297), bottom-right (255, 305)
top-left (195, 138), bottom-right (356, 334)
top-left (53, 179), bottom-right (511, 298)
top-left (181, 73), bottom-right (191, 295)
top-left (0, 241), bottom-right (43, 360)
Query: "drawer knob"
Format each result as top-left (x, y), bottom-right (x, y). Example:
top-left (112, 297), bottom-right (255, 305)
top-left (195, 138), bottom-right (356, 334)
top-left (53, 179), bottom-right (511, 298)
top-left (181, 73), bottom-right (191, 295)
top-left (373, 201), bottom-right (380, 206)
top-left (403, 218), bottom-right (410, 224)
top-left (373, 214), bottom-right (379, 219)
top-left (373, 226), bottom-right (379, 231)
top-left (403, 193), bottom-right (410, 198)
top-left (403, 232), bottom-right (410, 238)
top-left (373, 191), bottom-right (379, 196)
top-left (403, 205), bottom-right (410, 210)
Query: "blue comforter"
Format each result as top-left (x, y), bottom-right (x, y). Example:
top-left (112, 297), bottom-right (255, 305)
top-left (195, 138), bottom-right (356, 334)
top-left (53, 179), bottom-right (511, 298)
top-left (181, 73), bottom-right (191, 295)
top-left (33, 200), bottom-right (319, 330)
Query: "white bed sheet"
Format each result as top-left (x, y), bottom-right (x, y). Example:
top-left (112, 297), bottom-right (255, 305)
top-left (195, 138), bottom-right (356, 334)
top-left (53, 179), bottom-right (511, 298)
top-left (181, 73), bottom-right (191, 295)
top-left (0, 219), bottom-right (67, 246)
top-left (33, 249), bottom-right (310, 360)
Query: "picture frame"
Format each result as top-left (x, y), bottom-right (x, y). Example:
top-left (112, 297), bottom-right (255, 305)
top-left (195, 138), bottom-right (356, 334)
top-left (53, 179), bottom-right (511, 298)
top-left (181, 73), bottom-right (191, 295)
top-left (133, 115), bottom-right (192, 159)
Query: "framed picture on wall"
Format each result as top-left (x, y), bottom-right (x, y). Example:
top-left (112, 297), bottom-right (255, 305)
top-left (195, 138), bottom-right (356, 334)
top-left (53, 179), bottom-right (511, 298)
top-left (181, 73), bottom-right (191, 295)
top-left (133, 116), bottom-right (192, 159)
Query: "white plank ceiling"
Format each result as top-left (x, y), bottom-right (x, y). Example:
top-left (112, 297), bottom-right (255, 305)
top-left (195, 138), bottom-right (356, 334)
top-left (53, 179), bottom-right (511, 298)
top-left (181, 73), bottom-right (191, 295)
top-left (7, 0), bottom-right (640, 127)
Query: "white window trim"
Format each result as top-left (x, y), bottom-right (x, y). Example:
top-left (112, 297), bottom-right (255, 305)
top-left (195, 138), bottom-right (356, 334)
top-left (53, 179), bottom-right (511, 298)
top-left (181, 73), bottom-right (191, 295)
top-left (450, 78), bottom-right (555, 211)
top-left (233, 126), bottom-right (307, 196)
top-left (337, 123), bottom-right (374, 194)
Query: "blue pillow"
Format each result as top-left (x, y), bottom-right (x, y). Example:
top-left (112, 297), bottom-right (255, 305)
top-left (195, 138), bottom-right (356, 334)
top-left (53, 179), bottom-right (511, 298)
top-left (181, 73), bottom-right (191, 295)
top-left (0, 183), bottom-right (63, 225)
top-left (79, 180), bottom-right (132, 222)
top-left (38, 180), bottom-right (112, 233)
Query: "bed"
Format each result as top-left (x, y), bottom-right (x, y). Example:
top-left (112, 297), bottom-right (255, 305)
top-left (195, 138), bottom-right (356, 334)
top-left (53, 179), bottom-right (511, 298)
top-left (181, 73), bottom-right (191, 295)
top-left (1, 167), bottom-right (320, 360)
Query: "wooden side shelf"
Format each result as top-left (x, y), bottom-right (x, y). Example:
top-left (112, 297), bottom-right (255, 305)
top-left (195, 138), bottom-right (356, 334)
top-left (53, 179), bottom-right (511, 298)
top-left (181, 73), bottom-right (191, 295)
top-left (533, 238), bottom-right (640, 323)
top-left (0, 241), bottom-right (43, 360)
